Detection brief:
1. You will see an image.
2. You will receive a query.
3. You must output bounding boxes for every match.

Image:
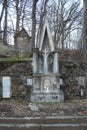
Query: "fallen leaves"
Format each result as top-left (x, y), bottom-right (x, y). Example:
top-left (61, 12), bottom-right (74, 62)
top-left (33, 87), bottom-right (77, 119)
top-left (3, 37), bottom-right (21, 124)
top-left (0, 98), bottom-right (87, 117)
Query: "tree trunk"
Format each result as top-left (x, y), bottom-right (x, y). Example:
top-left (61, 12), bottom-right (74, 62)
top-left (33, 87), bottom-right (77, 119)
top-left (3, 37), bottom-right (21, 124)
top-left (31, 0), bottom-right (38, 49)
top-left (0, 2), bottom-right (5, 39)
top-left (3, 0), bottom-right (8, 45)
top-left (14, 0), bottom-right (20, 56)
top-left (39, 0), bottom-right (49, 36)
top-left (83, 0), bottom-right (87, 59)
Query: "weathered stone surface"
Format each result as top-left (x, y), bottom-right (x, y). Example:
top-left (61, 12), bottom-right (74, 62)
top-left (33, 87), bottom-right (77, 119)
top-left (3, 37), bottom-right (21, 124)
top-left (16, 28), bottom-right (32, 57)
top-left (28, 103), bottom-right (39, 111)
top-left (0, 62), bottom-right (33, 99)
top-left (0, 60), bottom-right (87, 100)
top-left (59, 60), bottom-right (87, 99)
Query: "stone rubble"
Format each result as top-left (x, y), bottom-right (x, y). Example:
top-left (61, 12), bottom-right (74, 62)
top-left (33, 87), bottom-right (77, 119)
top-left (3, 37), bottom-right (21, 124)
top-left (28, 103), bottom-right (39, 111)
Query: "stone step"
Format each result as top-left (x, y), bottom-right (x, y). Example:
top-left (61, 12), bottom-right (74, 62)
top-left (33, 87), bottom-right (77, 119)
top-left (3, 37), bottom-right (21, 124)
top-left (0, 123), bottom-right (87, 130)
top-left (45, 116), bottom-right (87, 124)
top-left (0, 116), bottom-right (87, 130)
top-left (0, 116), bottom-right (87, 124)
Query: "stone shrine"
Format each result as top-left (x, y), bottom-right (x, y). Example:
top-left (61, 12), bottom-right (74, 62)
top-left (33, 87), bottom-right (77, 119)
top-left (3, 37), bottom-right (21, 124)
top-left (31, 17), bottom-right (64, 102)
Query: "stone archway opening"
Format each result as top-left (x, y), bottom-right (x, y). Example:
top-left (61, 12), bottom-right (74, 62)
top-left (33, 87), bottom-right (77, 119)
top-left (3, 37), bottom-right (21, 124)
top-left (48, 53), bottom-right (54, 73)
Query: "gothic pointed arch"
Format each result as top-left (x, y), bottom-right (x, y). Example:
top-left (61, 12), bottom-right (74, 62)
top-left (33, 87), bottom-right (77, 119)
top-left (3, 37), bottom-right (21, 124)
top-left (37, 16), bottom-right (55, 52)
top-left (38, 53), bottom-right (44, 73)
top-left (48, 53), bottom-right (54, 73)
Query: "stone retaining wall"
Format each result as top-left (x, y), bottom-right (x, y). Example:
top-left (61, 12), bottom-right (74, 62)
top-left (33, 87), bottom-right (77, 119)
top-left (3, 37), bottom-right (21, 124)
top-left (0, 61), bottom-right (32, 100)
top-left (0, 60), bottom-right (87, 100)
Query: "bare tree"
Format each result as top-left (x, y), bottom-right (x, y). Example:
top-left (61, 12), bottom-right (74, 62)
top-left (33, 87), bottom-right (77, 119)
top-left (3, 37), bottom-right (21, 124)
top-left (82, 0), bottom-right (87, 59)
top-left (47, 0), bottom-right (82, 49)
top-left (0, 0), bottom-right (82, 51)
top-left (3, 0), bottom-right (8, 45)
top-left (39, 0), bottom-right (49, 33)
top-left (14, 0), bottom-right (29, 55)
top-left (83, 0), bottom-right (87, 48)
top-left (0, 0), bottom-right (5, 39)
top-left (0, 0), bottom-right (9, 44)
top-left (31, 0), bottom-right (39, 49)
top-left (13, 0), bottom-right (20, 56)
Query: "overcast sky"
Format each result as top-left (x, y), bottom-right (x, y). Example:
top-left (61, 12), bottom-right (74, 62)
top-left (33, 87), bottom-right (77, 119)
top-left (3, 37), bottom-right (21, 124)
top-left (80, 0), bottom-right (83, 6)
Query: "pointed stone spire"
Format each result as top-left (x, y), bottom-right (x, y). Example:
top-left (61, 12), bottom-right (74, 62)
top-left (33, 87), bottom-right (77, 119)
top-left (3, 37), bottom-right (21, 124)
top-left (37, 15), bottom-right (54, 52)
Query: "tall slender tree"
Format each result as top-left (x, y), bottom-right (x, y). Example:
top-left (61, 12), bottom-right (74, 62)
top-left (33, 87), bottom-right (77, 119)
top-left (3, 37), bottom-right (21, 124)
top-left (0, 0), bottom-right (5, 39)
top-left (3, 0), bottom-right (8, 45)
top-left (31, 0), bottom-right (39, 49)
top-left (14, 0), bottom-right (20, 56)
top-left (83, 0), bottom-right (87, 48)
top-left (81, 0), bottom-right (87, 59)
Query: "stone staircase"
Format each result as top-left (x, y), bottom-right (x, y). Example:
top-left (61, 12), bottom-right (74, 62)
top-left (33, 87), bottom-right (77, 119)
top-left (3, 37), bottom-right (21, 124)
top-left (0, 116), bottom-right (87, 130)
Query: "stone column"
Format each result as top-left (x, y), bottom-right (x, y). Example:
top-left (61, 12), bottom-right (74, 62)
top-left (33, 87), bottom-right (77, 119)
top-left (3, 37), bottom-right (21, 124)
top-left (53, 52), bottom-right (59, 73)
top-left (44, 54), bottom-right (48, 73)
top-left (43, 49), bottom-right (48, 74)
top-left (33, 52), bottom-right (38, 73)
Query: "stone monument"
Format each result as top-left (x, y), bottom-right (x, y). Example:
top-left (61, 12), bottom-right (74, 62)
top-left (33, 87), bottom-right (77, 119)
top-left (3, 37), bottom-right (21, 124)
top-left (31, 16), bottom-right (64, 102)
top-left (2, 76), bottom-right (11, 98)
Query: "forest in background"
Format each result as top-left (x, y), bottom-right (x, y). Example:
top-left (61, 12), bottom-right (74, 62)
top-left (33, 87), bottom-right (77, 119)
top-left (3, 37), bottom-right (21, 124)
top-left (0, 0), bottom-right (83, 50)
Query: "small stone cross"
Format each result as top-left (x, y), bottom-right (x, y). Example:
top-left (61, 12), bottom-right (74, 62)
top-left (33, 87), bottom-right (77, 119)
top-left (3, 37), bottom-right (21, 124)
top-left (43, 49), bottom-right (48, 57)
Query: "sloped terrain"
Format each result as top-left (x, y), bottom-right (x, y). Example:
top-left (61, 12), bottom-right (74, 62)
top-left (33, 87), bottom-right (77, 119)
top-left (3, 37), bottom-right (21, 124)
top-left (0, 99), bottom-right (87, 117)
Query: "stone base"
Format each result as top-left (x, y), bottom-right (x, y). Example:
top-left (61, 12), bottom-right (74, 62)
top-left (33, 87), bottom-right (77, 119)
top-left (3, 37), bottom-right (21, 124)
top-left (31, 91), bottom-right (64, 102)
